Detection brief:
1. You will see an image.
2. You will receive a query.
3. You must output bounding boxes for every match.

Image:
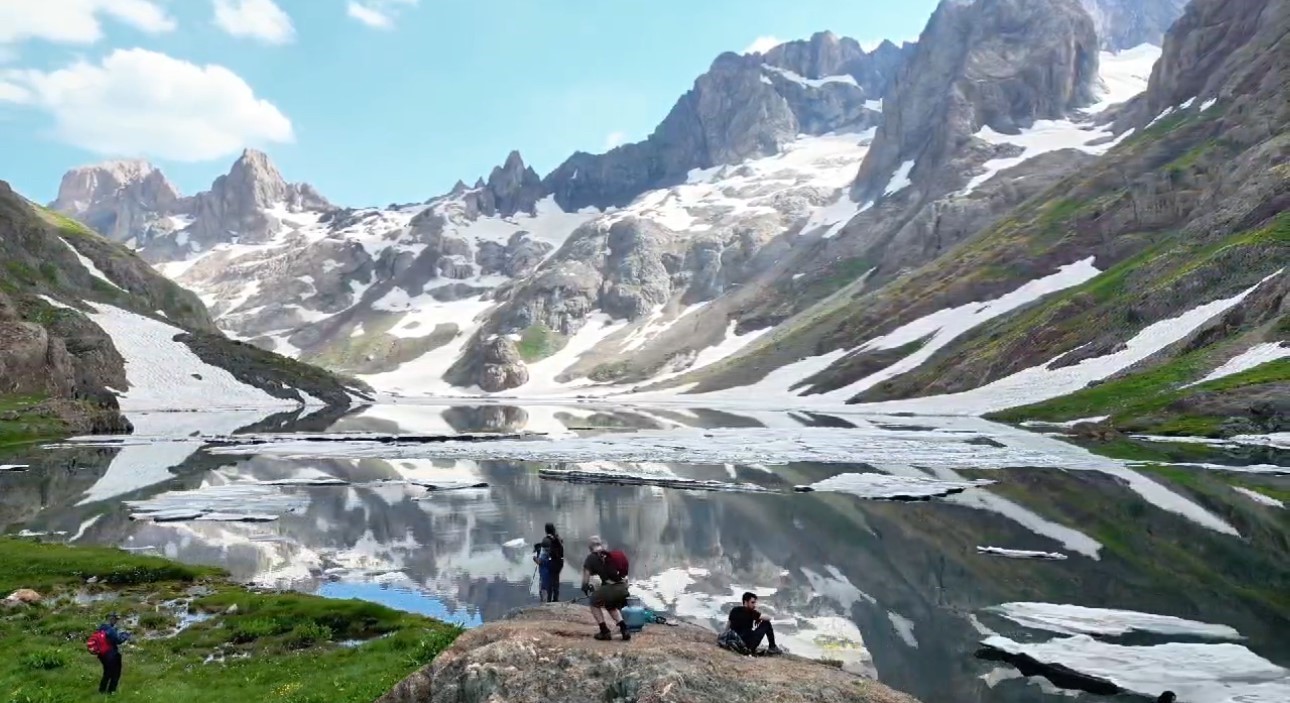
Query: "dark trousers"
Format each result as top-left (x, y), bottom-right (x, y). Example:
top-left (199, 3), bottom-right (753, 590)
top-left (98, 651), bottom-right (122, 693)
top-left (546, 560), bottom-right (564, 602)
top-left (741, 621), bottom-right (776, 651)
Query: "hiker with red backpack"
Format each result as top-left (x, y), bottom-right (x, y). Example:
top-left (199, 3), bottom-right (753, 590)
top-left (87, 612), bottom-right (130, 694)
top-left (580, 535), bottom-right (631, 641)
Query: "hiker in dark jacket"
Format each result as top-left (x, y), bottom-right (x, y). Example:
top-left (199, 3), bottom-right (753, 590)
top-left (95, 613), bottom-right (131, 694)
top-left (533, 522), bottom-right (565, 603)
top-left (580, 535), bottom-right (630, 641)
top-left (728, 592), bottom-right (781, 654)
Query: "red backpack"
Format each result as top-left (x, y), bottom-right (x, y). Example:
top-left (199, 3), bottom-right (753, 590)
top-left (603, 549), bottom-right (630, 581)
top-left (86, 630), bottom-right (110, 656)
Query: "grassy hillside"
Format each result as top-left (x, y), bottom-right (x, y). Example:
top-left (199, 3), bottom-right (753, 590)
top-left (0, 538), bottom-right (459, 703)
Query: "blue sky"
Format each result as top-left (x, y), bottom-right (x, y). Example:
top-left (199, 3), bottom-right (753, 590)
top-left (0, 0), bottom-right (937, 207)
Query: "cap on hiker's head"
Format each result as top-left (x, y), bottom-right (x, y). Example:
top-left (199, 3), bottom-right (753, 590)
top-left (589, 535), bottom-right (605, 551)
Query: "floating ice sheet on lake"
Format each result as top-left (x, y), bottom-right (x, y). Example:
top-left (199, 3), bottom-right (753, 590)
top-left (539, 464), bottom-right (769, 493)
top-left (981, 634), bottom-right (1290, 703)
top-left (207, 425), bottom-right (1125, 471)
top-left (796, 473), bottom-right (994, 500)
top-left (976, 546), bottom-right (1069, 561)
top-left (987, 602), bottom-right (1243, 640)
top-left (125, 484), bottom-right (308, 522)
top-left (0, 464), bottom-right (29, 472)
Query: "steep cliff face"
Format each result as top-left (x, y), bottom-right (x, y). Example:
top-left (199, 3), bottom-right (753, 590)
top-left (50, 149), bottom-right (332, 263)
top-left (1081, 0), bottom-right (1189, 50)
top-left (50, 160), bottom-right (182, 247)
top-left (852, 0), bottom-right (1100, 203)
top-left (543, 31), bottom-right (894, 212)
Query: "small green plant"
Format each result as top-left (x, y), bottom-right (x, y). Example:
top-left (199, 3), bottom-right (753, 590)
top-left (517, 324), bottom-right (565, 362)
top-left (37, 262), bottom-right (59, 283)
top-left (7, 687), bottom-right (71, 703)
top-left (19, 648), bottom-right (69, 671)
top-left (138, 611), bottom-right (177, 631)
top-left (405, 627), bottom-right (460, 666)
top-left (229, 617), bottom-right (286, 644)
top-left (284, 621), bottom-right (333, 649)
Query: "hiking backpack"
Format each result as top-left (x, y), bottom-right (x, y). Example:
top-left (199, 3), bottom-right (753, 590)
top-left (86, 629), bottom-right (110, 656)
top-left (603, 549), bottom-right (630, 581)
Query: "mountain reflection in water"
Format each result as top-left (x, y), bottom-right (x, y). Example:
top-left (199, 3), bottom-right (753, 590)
top-left (3, 402), bottom-right (1288, 703)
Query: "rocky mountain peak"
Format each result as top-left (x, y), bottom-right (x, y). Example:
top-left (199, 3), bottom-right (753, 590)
top-left (221, 148), bottom-right (290, 210)
top-left (544, 31), bottom-right (899, 212)
top-left (456, 151), bottom-right (547, 218)
top-left (852, 0), bottom-right (1099, 202)
top-left (50, 159), bottom-right (182, 244)
top-left (1080, 0), bottom-right (1189, 50)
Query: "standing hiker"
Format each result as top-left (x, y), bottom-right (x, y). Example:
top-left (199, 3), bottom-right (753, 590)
top-left (533, 522), bottom-right (565, 603)
top-left (88, 612), bottom-right (130, 694)
top-left (580, 535), bottom-right (631, 640)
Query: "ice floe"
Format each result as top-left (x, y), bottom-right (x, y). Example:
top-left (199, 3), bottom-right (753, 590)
top-left (976, 546), bottom-right (1069, 561)
top-left (207, 425), bottom-right (1125, 471)
top-left (987, 602), bottom-right (1243, 640)
top-left (124, 484), bottom-right (308, 522)
top-left (981, 634), bottom-right (1290, 703)
top-left (795, 473), bottom-right (994, 500)
top-left (539, 464), bottom-right (769, 493)
top-left (0, 464), bottom-right (29, 472)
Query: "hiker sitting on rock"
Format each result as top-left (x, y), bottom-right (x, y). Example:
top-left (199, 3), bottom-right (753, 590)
top-left (580, 535), bottom-right (631, 641)
top-left (727, 592), bottom-right (781, 655)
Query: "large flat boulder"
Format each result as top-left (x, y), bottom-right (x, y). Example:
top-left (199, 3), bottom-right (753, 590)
top-left (379, 603), bottom-right (920, 703)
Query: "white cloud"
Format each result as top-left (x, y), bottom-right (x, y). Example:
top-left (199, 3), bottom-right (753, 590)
top-left (604, 131), bottom-right (627, 150)
top-left (0, 0), bottom-right (175, 45)
top-left (742, 36), bottom-right (783, 55)
top-left (346, 0), bottom-right (418, 30)
top-left (0, 48), bottom-right (293, 161)
top-left (214, 0), bottom-right (295, 44)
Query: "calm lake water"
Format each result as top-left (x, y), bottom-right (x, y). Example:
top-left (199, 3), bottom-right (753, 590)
top-left (3, 402), bottom-right (1288, 703)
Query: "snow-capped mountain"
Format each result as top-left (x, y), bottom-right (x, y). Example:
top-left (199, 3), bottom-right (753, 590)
top-left (46, 0), bottom-right (1289, 436)
top-left (0, 180), bottom-right (369, 439)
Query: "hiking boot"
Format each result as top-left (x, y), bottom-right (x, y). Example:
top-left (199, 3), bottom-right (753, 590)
top-left (765, 645), bottom-right (783, 656)
top-left (619, 621), bottom-right (632, 641)
top-left (594, 630), bottom-right (613, 640)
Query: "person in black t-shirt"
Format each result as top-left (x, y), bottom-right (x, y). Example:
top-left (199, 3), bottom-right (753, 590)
top-left (727, 592), bottom-right (781, 654)
top-left (533, 522), bottom-right (564, 602)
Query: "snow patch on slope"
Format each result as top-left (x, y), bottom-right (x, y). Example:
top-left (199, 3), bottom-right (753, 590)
top-left (850, 270), bottom-right (1284, 415)
top-left (87, 303), bottom-right (288, 412)
top-left (1189, 343), bottom-right (1289, 386)
top-left (60, 237), bottom-right (124, 292)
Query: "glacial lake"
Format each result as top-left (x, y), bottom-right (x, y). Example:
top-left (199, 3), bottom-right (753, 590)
top-left (3, 402), bottom-right (1288, 703)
